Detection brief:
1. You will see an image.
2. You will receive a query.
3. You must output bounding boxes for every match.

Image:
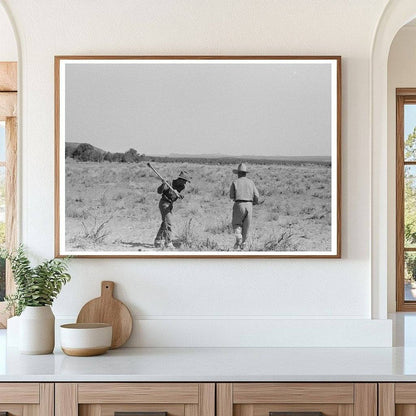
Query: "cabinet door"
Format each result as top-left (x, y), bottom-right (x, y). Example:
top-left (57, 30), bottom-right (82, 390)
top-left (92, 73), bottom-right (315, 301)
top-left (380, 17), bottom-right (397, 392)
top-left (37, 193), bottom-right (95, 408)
top-left (56, 383), bottom-right (215, 416)
top-left (217, 383), bottom-right (377, 416)
top-left (0, 383), bottom-right (53, 416)
top-left (379, 383), bottom-right (416, 416)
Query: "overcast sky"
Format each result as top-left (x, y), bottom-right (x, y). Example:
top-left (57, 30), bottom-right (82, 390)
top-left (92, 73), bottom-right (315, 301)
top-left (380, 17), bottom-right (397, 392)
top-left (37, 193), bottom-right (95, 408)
top-left (65, 61), bottom-right (333, 157)
top-left (405, 105), bottom-right (416, 138)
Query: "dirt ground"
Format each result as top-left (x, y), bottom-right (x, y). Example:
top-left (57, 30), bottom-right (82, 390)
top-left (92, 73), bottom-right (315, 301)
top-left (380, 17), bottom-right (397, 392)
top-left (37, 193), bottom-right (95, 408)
top-left (65, 159), bottom-right (332, 253)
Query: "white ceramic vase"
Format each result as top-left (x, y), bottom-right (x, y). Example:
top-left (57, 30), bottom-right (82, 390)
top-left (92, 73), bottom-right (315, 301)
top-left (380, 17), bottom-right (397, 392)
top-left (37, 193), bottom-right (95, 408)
top-left (19, 306), bottom-right (55, 354)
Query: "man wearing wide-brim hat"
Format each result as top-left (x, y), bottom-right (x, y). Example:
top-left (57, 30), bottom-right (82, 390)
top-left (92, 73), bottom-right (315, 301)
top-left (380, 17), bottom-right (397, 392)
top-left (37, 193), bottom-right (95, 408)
top-left (230, 163), bottom-right (259, 250)
top-left (154, 170), bottom-right (191, 249)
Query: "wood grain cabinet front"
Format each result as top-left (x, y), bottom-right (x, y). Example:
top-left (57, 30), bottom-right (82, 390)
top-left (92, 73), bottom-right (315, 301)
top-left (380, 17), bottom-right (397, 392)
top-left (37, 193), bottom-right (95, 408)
top-left (55, 383), bottom-right (215, 416)
top-left (0, 383), bottom-right (53, 416)
top-left (379, 383), bottom-right (416, 416)
top-left (217, 384), bottom-right (377, 416)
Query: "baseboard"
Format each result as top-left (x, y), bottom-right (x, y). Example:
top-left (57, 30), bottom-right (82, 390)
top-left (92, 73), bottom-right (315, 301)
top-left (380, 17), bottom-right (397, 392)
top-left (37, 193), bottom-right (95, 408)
top-left (55, 317), bottom-right (392, 347)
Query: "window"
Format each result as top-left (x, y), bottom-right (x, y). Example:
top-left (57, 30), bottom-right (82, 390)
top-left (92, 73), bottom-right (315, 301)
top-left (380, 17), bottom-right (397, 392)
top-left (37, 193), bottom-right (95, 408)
top-left (396, 89), bottom-right (416, 310)
top-left (0, 62), bottom-right (17, 327)
top-left (0, 121), bottom-right (5, 301)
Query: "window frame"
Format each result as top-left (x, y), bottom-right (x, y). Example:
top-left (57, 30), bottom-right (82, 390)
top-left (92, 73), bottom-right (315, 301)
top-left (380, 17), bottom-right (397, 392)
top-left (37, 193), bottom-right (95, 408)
top-left (0, 62), bottom-right (17, 327)
top-left (396, 88), bottom-right (416, 311)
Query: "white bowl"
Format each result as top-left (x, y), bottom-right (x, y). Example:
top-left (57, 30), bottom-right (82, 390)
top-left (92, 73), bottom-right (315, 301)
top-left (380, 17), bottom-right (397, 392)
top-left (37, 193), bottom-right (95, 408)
top-left (60, 323), bottom-right (112, 356)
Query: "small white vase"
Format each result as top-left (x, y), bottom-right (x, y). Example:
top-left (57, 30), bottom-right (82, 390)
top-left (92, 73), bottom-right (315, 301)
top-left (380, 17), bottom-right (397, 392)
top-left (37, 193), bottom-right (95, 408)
top-left (19, 306), bottom-right (55, 354)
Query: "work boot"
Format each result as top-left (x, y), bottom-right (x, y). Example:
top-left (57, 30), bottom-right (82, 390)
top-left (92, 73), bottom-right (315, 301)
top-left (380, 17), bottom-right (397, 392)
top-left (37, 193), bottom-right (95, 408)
top-left (234, 239), bottom-right (242, 250)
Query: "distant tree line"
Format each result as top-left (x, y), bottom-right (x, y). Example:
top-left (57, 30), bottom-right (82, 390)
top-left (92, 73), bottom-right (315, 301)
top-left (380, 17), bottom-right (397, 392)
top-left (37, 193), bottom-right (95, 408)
top-left (66, 143), bottom-right (145, 163)
top-left (149, 156), bottom-right (331, 167)
top-left (65, 142), bottom-right (331, 167)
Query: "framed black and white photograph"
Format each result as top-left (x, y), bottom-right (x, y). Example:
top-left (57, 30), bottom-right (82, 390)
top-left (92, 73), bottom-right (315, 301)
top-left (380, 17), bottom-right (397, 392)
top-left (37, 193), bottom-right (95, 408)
top-left (55, 56), bottom-right (341, 258)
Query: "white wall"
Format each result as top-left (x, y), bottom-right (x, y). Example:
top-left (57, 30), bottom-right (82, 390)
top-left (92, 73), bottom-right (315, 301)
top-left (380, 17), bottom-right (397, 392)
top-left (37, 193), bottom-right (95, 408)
top-left (1, 0), bottom-right (393, 346)
top-left (387, 25), bottom-right (416, 313)
top-left (0, 4), bottom-right (17, 61)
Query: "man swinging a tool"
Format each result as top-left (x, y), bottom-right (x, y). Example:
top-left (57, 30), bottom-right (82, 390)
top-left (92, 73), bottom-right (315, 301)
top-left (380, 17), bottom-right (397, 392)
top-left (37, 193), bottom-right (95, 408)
top-left (148, 163), bottom-right (191, 249)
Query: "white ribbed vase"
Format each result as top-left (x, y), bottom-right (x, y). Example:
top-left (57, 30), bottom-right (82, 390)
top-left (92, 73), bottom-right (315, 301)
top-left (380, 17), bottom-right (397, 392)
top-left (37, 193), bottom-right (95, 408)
top-left (19, 306), bottom-right (55, 354)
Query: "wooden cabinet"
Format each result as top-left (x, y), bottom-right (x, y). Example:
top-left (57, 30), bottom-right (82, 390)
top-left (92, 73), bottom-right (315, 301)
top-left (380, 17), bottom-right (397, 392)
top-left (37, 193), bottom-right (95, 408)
top-left (0, 383), bottom-right (53, 416)
top-left (0, 381), bottom-right (387, 416)
top-left (217, 383), bottom-right (377, 416)
top-left (379, 383), bottom-right (416, 416)
top-left (55, 383), bottom-right (215, 416)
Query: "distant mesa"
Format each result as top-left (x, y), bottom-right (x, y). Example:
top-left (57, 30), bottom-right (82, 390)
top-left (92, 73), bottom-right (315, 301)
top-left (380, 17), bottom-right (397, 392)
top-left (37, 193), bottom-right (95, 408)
top-left (167, 152), bottom-right (330, 163)
top-left (65, 142), bottom-right (330, 165)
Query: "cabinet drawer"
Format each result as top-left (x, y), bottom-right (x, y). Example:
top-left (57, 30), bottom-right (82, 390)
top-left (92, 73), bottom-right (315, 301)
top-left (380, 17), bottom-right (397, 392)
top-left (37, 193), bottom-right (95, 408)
top-left (56, 383), bottom-right (215, 416)
top-left (379, 383), bottom-right (416, 416)
top-left (0, 383), bottom-right (53, 416)
top-left (217, 383), bottom-right (376, 416)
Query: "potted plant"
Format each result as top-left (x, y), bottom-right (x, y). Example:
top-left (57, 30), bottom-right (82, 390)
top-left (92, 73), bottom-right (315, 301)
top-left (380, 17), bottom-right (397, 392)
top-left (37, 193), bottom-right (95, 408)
top-left (1, 245), bottom-right (71, 354)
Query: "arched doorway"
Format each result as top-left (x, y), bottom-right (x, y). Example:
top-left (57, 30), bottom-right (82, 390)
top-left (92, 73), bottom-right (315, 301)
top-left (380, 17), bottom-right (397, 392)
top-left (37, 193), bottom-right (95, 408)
top-left (371, 1), bottom-right (416, 319)
top-left (0, 0), bottom-right (18, 327)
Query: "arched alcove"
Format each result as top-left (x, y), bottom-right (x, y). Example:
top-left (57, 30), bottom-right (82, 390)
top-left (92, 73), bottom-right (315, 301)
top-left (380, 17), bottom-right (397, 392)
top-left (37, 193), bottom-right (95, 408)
top-left (371, 0), bottom-right (416, 319)
top-left (0, 0), bottom-right (19, 327)
top-left (0, 2), bottom-right (17, 60)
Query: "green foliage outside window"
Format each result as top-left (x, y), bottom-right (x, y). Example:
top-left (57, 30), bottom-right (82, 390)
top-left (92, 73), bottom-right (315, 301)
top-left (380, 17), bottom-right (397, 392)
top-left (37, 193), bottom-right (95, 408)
top-left (405, 127), bottom-right (416, 282)
top-left (0, 222), bottom-right (5, 246)
top-left (0, 169), bottom-right (5, 300)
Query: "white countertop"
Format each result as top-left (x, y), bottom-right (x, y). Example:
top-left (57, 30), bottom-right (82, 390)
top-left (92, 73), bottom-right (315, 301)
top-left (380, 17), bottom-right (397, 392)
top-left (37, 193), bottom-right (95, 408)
top-left (1, 328), bottom-right (416, 382)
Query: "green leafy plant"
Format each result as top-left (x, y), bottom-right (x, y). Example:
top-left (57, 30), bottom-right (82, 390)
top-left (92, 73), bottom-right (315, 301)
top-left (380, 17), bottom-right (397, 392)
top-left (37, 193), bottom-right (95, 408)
top-left (0, 245), bottom-right (71, 316)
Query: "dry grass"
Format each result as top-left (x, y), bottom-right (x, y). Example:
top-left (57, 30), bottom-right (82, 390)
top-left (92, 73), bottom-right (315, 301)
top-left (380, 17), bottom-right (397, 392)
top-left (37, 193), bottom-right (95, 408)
top-left (65, 159), bottom-right (332, 252)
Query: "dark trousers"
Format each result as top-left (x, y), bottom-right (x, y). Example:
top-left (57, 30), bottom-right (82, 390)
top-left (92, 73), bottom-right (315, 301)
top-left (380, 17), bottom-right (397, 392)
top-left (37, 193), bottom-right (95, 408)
top-left (155, 199), bottom-right (173, 244)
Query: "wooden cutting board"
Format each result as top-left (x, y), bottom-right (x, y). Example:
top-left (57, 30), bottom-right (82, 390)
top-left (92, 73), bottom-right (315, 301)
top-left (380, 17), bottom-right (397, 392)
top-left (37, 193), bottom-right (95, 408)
top-left (76, 281), bottom-right (133, 349)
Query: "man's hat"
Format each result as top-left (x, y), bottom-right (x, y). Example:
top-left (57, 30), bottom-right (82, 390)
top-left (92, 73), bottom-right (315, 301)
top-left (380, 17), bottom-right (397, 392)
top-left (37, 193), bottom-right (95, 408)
top-left (233, 163), bottom-right (249, 174)
top-left (177, 171), bottom-right (191, 182)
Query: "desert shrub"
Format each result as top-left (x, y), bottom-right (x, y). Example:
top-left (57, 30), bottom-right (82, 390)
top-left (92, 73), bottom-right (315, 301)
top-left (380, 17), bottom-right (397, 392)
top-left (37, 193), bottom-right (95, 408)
top-left (198, 238), bottom-right (220, 251)
top-left (81, 214), bottom-right (113, 245)
top-left (299, 206), bottom-right (314, 215)
top-left (175, 219), bottom-right (221, 250)
top-left (187, 185), bottom-right (200, 195)
top-left (291, 186), bottom-right (305, 195)
top-left (113, 192), bottom-right (125, 201)
top-left (262, 189), bottom-right (274, 197)
top-left (213, 183), bottom-right (230, 198)
top-left (66, 207), bottom-right (88, 219)
top-left (138, 170), bottom-right (149, 178)
top-left (205, 218), bottom-right (233, 234)
top-left (99, 192), bottom-right (108, 207)
top-left (306, 213), bottom-right (325, 220)
top-left (175, 218), bottom-right (198, 249)
top-left (268, 212), bottom-right (279, 222)
top-left (0, 222), bottom-right (5, 245)
top-left (263, 229), bottom-right (297, 251)
top-left (312, 191), bottom-right (327, 199)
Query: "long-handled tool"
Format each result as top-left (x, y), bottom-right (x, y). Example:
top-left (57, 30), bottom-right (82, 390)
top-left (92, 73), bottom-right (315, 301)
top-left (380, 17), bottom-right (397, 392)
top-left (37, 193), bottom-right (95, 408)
top-left (147, 162), bottom-right (183, 199)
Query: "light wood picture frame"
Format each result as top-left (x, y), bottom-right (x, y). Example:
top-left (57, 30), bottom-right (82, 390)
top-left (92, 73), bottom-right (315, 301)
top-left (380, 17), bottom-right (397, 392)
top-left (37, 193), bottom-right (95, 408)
top-left (55, 56), bottom-right (341, 258)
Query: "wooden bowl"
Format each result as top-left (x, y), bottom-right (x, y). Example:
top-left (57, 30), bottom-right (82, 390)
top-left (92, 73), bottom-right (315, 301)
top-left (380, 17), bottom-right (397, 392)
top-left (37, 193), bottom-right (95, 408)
top-left (60, 323), bottom-right (112, 356)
